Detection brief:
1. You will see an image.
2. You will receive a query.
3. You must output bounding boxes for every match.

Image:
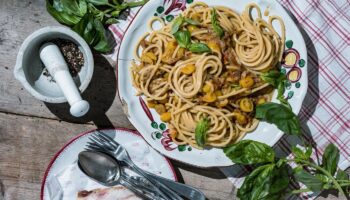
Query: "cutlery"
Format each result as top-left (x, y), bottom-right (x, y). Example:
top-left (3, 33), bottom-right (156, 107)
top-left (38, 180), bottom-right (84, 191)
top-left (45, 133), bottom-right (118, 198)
top-left (86, 131), bottom-right (180, 200)
top-left (130, 172), bottom-right (206, 200)
top-left (78, 151), bottom-right (158, 200)
top-left (80, 149), bottom-right (206, 200)
top-left (86, 131), bottom-right (187, 200)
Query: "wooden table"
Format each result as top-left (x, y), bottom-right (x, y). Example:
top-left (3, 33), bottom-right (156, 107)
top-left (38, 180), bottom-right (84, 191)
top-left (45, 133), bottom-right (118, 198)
top-left (0, 0), bottom-right (344, 199)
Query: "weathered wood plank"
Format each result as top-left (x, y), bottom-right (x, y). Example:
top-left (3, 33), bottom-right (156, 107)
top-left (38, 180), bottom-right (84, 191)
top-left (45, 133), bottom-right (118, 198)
top-left (0, 113), bottom-right (235, 200)
top-left (0, 0), bottom-right (348, 200)
top-left (0, 112), bottom-right (95, 199)
top-left (0, 0), bottom-right (130, 128)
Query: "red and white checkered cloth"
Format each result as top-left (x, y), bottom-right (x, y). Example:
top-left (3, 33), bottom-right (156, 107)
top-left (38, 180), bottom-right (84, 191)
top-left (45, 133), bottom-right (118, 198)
top-left (108, 0), bottom-right (350, 199)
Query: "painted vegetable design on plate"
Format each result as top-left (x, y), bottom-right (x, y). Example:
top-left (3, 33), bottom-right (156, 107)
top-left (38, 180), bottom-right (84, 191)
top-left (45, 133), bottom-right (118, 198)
top-left (140, 97), bottom-right (192, 152)
top-left (154, 0), bottom-right (193, 22)
top-left (282, 40), bottom-right (305, 100)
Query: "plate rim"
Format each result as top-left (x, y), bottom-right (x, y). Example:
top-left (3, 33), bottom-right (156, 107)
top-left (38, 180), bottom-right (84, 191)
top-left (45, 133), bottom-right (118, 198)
top-left (40, 127), bottom-right (178, 200)
top-left (116, 0), bottom-right (308, 167)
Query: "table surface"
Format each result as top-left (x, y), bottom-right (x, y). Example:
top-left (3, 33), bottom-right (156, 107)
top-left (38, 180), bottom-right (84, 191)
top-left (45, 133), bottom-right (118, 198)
top-left (0, 0), bottom-right (344, 199)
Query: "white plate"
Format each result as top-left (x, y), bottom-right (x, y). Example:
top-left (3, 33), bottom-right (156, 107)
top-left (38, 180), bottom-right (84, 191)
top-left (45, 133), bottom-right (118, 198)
top-left (40, 128), bottom-right (177, 200)
top-left (117, 0), bottom-right (308, 167)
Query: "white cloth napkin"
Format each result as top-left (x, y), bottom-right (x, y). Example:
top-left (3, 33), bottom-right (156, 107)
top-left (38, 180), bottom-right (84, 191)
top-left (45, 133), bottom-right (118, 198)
top-left (48, 162), bottom-right (111, 200)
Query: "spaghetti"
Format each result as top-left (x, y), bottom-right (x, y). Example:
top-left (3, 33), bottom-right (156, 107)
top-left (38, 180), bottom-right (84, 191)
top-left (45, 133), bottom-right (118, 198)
top-left (131, 2), bottom-right (285, 149)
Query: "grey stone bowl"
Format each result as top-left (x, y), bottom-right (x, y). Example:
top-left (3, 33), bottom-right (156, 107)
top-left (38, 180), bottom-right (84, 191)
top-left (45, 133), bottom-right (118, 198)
top-left (14, 26), bottom-right (94, 103)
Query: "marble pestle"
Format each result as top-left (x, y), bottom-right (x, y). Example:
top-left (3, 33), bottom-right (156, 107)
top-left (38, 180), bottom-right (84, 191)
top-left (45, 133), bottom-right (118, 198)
top-left (39, 43), bottom-right (90, 117)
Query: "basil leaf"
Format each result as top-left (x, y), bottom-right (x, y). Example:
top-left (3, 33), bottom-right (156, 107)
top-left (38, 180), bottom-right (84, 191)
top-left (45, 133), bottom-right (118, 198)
top-left (171, 15), bottom-right (184, 34)
top-left (211, 8), bottom-right (224, 38)
top-left (73, 13), bottom-right (114, 53)
top-left (305, 145), bottom-right (313, 158)
top-left (78, 0), bottom-right (88, 16)
top-left (121, 0), bottom-right (149, 9)
top-left (86, 0), bottom-right (110, 6)
top-left (277, 81), bottom-right (292, 109)
top-left (185, 18), bottom-right (200, 25)
top-left (46, 0), bottom-right (82, 26)
top-left (224, 140), bottom-right (275, 164)
top-left (322, 143), bottom-right (339, 176)
top-left (111, 10), bottom-right (121, 17)
top-left (188, 43), bottom-right (211, 53)
top-left (261, 71), bottom-right (291, 108)
top-left (294, 169), bottom-right (324, 192)
top-left (105, 18), bottom-right (119, 25)
top-left (255, 102), bottom-right (281, 119)
top-left (336, 169), bottom-right (349, 181)
top-left (52, 0), bottom-right (65, 11)
top-left (276, 159), bottom-right (286, 168)
top-left (61, 0), bottom-right (87, 17)
top-left (73, 13), bottom-right (97, 45)
top-left (174, 30), bottom-right (191, 48)
top-left (238, 164), bottom-right (289, 200)
top-left (260, 70), bottom-right (283, 87)
top-left (195, 118), bottom-right (210, 147)
top-left (255, 102), bottom-right (301, 136)
top-left (315, 174), bottom-right (332, 189)
top-left (92, 18), bottom-right (115, 53)
top-left (292, 146), bottom-right (312, 160)
top-left (292, 146), bottom-right (307, 160)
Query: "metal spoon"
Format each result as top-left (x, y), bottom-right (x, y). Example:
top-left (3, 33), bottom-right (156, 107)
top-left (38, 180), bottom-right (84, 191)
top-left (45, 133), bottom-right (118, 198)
top-left (78, 151), bottom-right (160, 200)
top-left (79, 151), bottom-right (206, 200)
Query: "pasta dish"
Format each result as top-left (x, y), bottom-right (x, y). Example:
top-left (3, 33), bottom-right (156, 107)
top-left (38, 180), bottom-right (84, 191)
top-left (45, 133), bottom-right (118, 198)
top-left (130, 2), bottom-right (285, 149)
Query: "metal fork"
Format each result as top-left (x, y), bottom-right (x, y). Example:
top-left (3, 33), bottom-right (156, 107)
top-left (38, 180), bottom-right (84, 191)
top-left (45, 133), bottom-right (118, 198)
top-left (86, 131), bottom-right (183, 200)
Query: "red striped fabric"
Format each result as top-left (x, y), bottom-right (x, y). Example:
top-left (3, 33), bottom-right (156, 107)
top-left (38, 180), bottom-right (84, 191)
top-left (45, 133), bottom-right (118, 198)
top-left (224, 0), bottom-right (350, 198)
top-left (108, 1), bottom-right (350, 199)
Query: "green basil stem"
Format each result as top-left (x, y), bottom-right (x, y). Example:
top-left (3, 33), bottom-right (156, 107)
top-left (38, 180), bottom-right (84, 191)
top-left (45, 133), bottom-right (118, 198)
top-left (104, 0), bottom-right (148, 10)
top-left (126, 0), bottom-right (148, 7)
top-left (114, 0), bottom-right (148, 10)
top-left (112, 0), bottom-right (120, 6)
top-left (290, 183), bottom-right (350, 194)
top-left (290, 188), bottom-right (311, 194)
top-left (288, 159), bottom-right (345, 194)
top-left (337, 180), bottom-right (350, 183)
top-left (107, 3), bottom-right (117, 8)
top-left (102, 8), bottom-right (114, 15)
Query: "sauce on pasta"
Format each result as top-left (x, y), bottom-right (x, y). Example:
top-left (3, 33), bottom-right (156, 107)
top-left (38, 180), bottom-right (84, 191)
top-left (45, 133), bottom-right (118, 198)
top-left (131, 2), bottom-right (285, 149)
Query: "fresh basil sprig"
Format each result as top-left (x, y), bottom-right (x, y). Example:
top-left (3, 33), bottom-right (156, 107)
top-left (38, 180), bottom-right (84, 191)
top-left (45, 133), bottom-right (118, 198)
top-left (171, 15), bottom-right (201, 34)
top-left (255, 102), bottom-right (301, 135)
top-left (225, 140), bottom-right (350, 199)
top-left (260, 70), bottom-right (291, 109)
top-left (172, 29), bottom-right (211, 53)
top-left (195, 118), bottom-right (210, 147)
top-left (171, 15), bottom-right (210, 53)
top-left (211, 8), bottom-right (224, 38)
top-left (46, 0), bottom-right (148, 53)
